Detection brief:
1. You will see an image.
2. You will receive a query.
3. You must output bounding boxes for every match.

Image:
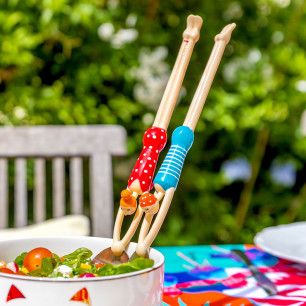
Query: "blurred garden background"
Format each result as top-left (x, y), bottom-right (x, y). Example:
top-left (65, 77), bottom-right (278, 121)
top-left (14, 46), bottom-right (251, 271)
top-left (0, 0), bottom-right (305, 245)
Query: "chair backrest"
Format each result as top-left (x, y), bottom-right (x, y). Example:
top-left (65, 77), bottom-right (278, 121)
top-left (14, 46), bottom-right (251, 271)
top-left (0, 125), bottom-right (126, 238)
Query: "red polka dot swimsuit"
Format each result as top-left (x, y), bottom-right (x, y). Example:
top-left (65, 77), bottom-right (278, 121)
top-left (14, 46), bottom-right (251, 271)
top-left (128, 127), bottom-right (167, 194)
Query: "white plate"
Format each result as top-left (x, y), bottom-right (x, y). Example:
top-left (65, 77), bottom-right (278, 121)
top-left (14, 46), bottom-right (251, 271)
top-left (254, 222), bottom-right (306, 264)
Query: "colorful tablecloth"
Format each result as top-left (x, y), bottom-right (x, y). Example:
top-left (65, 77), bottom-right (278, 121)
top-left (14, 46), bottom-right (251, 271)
top-left (157, 245), bottom-right (306, 306)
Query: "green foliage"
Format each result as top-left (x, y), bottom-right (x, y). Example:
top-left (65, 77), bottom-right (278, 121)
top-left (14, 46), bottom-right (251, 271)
top-left (0, 0), bottom-right (305, 245)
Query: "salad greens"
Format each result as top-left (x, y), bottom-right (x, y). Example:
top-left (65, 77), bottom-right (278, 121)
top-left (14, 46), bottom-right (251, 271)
top-left (15, 252), bottom-right (28, 267)
top-left (97, 258), bottom-right (154, 276)
top-left (29, 257), bottom-right (57, 277)
top-left (61, 247), bottom-right (93, 269)
top-left (6, 247), bottom-right (154, 278)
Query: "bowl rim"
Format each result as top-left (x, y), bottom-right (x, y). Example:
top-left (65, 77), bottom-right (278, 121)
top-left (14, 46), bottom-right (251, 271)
top-left (0, 236), bottom-right (165, 282)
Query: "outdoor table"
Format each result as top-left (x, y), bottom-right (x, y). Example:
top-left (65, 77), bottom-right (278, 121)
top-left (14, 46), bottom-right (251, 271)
top-left (157, 245), bottom-right (306, 306)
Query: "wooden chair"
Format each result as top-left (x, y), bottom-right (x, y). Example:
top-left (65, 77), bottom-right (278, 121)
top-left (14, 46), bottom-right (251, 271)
top-left (0, 125), bottom-right (126, 238)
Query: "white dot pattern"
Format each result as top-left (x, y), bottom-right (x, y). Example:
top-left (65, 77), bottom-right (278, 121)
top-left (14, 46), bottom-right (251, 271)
top-left (128, 126), bottom-right (167, 193)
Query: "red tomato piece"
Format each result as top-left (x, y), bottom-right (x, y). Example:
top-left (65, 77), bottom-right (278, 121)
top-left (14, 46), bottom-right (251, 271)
top-left (0, 268), bottom-right (15, 274)
top-left (15, 271), bottom-right (28, 276)
top-left (23, 247), bottom-right (54, 272)
top-left (94, 264), bottom-right (104, 269)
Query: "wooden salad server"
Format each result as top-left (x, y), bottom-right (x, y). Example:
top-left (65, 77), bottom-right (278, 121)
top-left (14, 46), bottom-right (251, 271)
top-left (92, 15), bottom-right (203, 265)
top-left (133, 23), bottom-right (236, 259)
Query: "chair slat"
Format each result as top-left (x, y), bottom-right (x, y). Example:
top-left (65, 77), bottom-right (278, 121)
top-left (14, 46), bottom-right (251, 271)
top-left (0, 125), bottom-right (127, 237)
top-left (0, 158), bottom-right (8, 228)
top-left (53, 157), bottom-right (65, 218)
top-left (34, 158), bottom-right (46, 223)
top-left (0, 126), bottom-right (126, 157)
top-left (70, 157), bottom-right (83, 214)
top-left (15, 158), bottom-right (27, 227)
top-left (90, 153), bottom-right (113, 237)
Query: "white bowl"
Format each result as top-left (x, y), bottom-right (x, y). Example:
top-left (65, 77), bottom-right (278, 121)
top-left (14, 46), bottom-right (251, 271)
top-left (0, 236), bottom-right (164, 306)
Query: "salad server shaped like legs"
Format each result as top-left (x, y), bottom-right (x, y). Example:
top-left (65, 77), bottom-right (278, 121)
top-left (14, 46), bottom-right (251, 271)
top-left (93, 14), bottom-right (203, 265)
top-left (93, 18), bottom-right (236, 265)
top-left (133, 23), bottom-right (236, 259)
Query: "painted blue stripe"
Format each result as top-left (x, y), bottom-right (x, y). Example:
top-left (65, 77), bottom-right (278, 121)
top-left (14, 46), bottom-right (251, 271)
top-left (169, 147), bottom-right (187, 155)
top-left (171, 145), bottom-right (188, 154)
top-left (167, 149), bottom-right (185, 155)
top-left (166, 153), bottom-right (185, 162)
top-left (162, 160), bottom-right (183, 169)
top-left (160, 163), bottom-right (182, 173)
top-left (159, 166), bottom-right (181, 177)
top-left (168, 152), bottom-right (186, 161)
top-left (158, 171), bottom-right (180, 181)
top-left (160, 168), bottom-right (180, 176)
top-left (164, 155), bottom-right (183, 165)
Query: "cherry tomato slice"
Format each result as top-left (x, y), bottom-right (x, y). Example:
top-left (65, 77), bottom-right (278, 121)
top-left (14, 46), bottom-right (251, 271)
top-left (95, 263), bottom-right (104, 269)
top-left (0, 268), bottom-right (15, 274)
top-left (23, 247), bottom-right (54, 272)
top-left (0, 268), bottom-right (28, 276)
top-left (15, 271), bottom-right (28, 276)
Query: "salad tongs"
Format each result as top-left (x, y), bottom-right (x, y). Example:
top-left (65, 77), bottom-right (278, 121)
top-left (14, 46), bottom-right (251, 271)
top-left (93, 17), bottom-right (236, 265)
top-left (131, 23), bottom-right (236, 260)
top-left (92, 14), bottom-right (203, 265)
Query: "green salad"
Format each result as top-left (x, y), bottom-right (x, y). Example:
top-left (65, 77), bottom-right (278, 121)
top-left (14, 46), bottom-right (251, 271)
top-left (0, 247), bottom-right (154, 278)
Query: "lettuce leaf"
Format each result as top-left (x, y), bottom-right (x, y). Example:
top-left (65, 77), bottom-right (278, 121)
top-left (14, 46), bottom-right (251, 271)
top-left (62, 247), bottom-right (93, 268)
top-left (14, 252), bottom-right (28, 267)
top-left (97, 258), bottom-right (154, 276)
top-left (28, 257), bottom-right (56, 277)
top-left (128, 258), bottom-right (155, 270)
top-left (63, 247), bottom-right (92, 260)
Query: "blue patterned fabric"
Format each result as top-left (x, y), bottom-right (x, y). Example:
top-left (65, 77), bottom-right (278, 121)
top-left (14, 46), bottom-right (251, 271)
top-left (157, 245), bottom-right (306, 306)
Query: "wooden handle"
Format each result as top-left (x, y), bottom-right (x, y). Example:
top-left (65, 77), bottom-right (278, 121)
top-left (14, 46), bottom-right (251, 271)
top-left (214, 23), bottom-right (236, 44)
top-left (111, 206), bottom-right (144, 256)
top-left (183, 15), bottom-right (203, 42)
top-left (183, 23), bottom-right (236, 131)
top-left (153, 15), bottom-right (203, 130)
top-left (138, 213), bottom-right (154, 244)
top-left (136, 188), bottom-right (175, 257)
